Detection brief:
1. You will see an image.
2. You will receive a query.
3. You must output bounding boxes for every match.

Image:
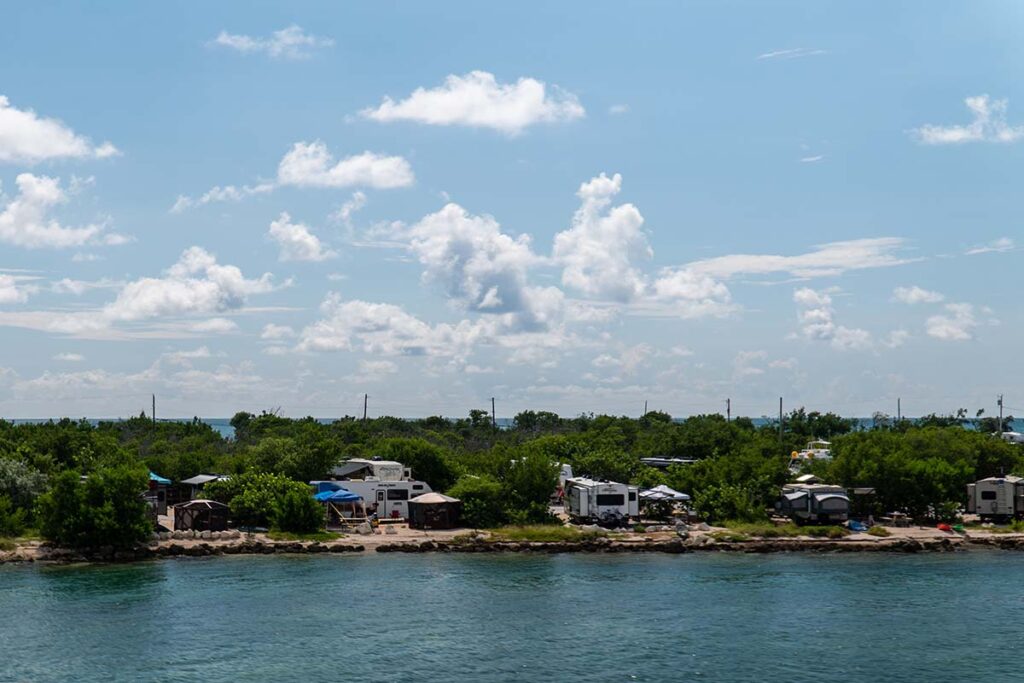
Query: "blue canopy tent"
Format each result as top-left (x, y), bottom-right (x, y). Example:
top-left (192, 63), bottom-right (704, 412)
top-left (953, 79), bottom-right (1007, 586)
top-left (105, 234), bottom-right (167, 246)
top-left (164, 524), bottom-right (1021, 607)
top-left (313, 488), bottom-right (362, 503)
top-left (313, 487), bottom-right (367, 526)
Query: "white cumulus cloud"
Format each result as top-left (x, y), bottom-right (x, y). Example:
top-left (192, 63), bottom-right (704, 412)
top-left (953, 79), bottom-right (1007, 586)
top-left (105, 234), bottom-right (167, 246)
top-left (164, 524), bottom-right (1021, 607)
top-left (0, 173), bottom-right (129, 249)
top-left (553, 172), bottom-right (651, 302)
top-left (793, 287), bottom-right (873, 351)
top-left (277, 141), bottom-right (414, 189)
top-left (0, 274), bottom-right (34, 304)
top-left (360, 70), bottom-right (585, 135)
top-left (0, 95), bottom-right (119, 164)
top-left (892, 285), bottom-right (944, 304)
top-left (913, 95), bottom-right (1024, 145)
top-left (926, 303), bottom-right (977, 341)
top-left (210, 25), bottom-right (333, 60)
top-left (104, 247), bottom-right (276, 323)
top-left (268, 212), bottom-right (336, 262)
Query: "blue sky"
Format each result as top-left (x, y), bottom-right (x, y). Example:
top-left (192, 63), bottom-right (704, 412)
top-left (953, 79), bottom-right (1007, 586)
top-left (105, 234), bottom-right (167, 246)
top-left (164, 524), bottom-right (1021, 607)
top-left (0, 1), bottom-right (1020, 419)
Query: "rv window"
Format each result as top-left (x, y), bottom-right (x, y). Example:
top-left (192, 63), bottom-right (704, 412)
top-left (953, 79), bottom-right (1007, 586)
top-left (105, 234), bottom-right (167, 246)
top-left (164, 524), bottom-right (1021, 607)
top-left (596, 494), bottom-right (625, 506)
top-left (981, 490), bottom-right (998, 500)
top-left (412, 484), bottom-right (424, 490)
top-left (628, 491), bottom-right (637, 501)
top-left (387, 489), bottom-right (409, 501)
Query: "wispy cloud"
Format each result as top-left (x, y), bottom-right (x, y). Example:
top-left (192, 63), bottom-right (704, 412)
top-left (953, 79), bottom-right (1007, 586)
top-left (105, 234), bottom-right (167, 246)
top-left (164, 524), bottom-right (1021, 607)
top-left (757, 47), bottom-right (827, 60)
top-left (799, 155), bottom-right (824, 163)
top-left (912, 95), bottom-right (1024, 145)
top-left (210, 25), bottom-right (333, 60)
top-left (965, 237), bottom-right (1014, 255)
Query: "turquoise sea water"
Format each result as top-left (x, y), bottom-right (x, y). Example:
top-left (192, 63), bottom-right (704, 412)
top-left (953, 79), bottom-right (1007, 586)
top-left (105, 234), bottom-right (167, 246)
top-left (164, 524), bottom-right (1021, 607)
top-left (1, 553), bottom-right (1023, 682)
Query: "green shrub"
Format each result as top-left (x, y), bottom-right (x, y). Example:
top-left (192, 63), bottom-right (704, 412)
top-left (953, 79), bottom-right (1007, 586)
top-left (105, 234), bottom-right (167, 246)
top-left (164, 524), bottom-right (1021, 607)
top-left (36, 465), bottom-right (151, 550)
top-left (0, 495), bottom-right (27, 537)
top-left (866, 526), bottom-right (891, 537)
top-left (693, 484), bottom-right (767, 523)
top-left (271, 488), bottom-right (323, 534)
top-left (448, 475), bottom-right (505, 528)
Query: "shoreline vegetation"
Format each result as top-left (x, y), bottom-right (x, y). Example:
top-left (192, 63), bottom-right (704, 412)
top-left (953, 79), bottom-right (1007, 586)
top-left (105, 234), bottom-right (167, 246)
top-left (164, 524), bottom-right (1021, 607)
top-left (1, 407), bottom-right (1021, 564)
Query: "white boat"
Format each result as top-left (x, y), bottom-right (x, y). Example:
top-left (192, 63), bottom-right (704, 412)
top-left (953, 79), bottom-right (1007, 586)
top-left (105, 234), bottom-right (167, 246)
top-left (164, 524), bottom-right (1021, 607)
top-left (789, 440), bottom-right (832, 471)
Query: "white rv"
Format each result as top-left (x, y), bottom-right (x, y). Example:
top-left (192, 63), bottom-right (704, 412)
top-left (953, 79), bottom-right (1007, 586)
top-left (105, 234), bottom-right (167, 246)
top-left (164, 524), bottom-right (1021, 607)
top-left (967, 476), bottom-right (1024, 522)
top-left (564, 477), bottom-right (639, 526)
top-left (321, 458), bottom-right (433, 519)
top-left (1001, 432), bottom-right (1024, 446)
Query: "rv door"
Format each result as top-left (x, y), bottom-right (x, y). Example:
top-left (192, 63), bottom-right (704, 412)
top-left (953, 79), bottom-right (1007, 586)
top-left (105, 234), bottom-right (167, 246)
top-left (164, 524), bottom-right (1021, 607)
top-left (376, 489), bottom-right (386, 516)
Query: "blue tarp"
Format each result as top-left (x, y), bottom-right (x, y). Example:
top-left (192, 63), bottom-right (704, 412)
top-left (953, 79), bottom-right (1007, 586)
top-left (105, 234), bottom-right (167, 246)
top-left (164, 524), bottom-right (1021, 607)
top-left (313, 488), bottom-right (362, 503)
top-left (149, 471), bottom-right (171, 485)
top-left (312, 481), bottom-right (343, 494)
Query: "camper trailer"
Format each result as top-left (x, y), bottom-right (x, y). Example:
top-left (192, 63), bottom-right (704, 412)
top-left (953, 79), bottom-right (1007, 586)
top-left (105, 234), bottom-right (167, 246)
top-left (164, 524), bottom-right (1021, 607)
top-left (967, 476), bottom-right (1024, 522)
top-left (776, 483), bottom-right (850, 524)
top-left (320, 458), bottom-right (433, 519)
top-left (564, 477), bottom-right (639, 526)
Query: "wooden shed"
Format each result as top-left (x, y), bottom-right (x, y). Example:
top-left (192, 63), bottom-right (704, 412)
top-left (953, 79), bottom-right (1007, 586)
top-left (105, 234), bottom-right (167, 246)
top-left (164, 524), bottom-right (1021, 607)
top-left (173, 499), bottom-right (229, 532)
top-left (407, 492), bottom-right (462, 530)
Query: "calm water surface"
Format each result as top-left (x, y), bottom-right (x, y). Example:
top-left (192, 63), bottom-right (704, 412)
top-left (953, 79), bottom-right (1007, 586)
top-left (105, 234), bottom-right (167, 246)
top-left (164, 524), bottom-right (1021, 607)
top-left (1, 552), bottom-right (1021, 682)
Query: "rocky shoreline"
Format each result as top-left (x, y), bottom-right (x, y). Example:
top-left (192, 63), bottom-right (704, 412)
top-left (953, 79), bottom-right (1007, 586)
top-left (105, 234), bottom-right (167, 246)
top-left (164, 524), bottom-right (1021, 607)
top-left (6, 532), bottom-right (1024, 564)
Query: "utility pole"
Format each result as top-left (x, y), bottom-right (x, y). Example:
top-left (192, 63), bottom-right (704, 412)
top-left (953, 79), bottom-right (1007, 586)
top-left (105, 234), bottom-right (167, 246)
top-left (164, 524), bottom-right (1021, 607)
top-left (363, 394), bottom-right (368, 421)
top-left (643, 400), bottom-right (648, 417)
top-left (152, 394), bottom-right (156, 425)
top-left (726, 398), bottom-right (731, 422)
top-left (897, 397), bottom-right (901, 423)
top-left (491, 397), bottom-right (496, 429)
top-left (779, 396), bottom-right (784, 446)
top-left (998, 394), bottom-right (1004, 436)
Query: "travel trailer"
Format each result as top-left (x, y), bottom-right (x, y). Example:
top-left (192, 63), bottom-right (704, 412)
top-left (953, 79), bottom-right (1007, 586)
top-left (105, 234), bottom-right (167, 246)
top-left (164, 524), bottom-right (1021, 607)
top-left (319, 458), bottom-right (432, 519)
top-left (789, 440), bottom-right (833, 472)
top-left (776, 482), bottom-right (850, 524)
top-left (967, 476), bottom-right (1024, 522)
top-left (564, 477), bottom-right (639, 526)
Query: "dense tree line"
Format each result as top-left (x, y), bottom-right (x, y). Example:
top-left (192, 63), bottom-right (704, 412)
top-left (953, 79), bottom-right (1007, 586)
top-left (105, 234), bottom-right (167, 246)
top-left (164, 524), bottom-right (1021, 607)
top-left (0, 407), bottom-right (1019, 544)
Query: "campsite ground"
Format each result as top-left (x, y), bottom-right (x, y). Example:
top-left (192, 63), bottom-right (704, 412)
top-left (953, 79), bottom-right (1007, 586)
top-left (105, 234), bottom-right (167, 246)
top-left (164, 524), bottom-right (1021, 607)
top-left (4, 513), bottom-right (1022, 564)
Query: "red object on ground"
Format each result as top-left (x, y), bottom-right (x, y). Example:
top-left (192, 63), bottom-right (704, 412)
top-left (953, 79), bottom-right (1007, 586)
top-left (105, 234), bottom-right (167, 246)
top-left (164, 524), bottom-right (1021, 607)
top-left (937, 523), bottom-right (953, 532)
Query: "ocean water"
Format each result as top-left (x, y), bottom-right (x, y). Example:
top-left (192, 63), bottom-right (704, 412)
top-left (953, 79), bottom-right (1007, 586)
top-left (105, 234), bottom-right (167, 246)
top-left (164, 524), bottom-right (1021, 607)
top-left (1, 552), bottom-right (1022, 682)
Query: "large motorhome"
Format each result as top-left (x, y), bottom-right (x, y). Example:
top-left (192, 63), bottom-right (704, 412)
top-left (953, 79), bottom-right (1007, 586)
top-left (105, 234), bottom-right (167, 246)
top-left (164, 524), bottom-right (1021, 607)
top-left (564, 477), bottom-right (639, 526)
top-left (318, 458), bottom-right (433, 519)
top-left (967, 476), bottom-right (1024, 522)
top-left (776, 483), bottom-right (850, 525)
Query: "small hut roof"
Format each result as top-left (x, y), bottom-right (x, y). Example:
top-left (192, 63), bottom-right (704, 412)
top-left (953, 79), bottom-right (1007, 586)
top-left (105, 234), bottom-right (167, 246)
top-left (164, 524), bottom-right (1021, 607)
top-left (410, 492), bottom-right (460, 504)
top-left (180, 474), bottom-right (226, 486)
top-left (175, 499), bottom-right (228, 510)
top-left (641, 484), bottom-right (691, 501)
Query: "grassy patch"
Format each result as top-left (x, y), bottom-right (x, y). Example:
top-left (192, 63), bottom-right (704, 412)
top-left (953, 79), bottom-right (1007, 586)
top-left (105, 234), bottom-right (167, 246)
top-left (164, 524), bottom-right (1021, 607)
top-left (0, 538), bottom-right (16, 551)
top-left (866, 526), bottom-right (892, 537)
top-left (487, 525), bottom-right (607, 543)
top-left (266, 530), bottom-right (342, 542)
top-left (721, 521), bottom-right (850, 539)
top-left (709, 530), bottom-right (750, 542)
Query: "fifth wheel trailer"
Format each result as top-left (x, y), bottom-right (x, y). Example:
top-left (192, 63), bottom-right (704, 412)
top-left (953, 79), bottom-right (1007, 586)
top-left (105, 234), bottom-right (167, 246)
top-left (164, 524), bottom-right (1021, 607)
top-left (564, 478), bottom-right (639, 526)
top-left (967, 476), bottom-right (1024, 522)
